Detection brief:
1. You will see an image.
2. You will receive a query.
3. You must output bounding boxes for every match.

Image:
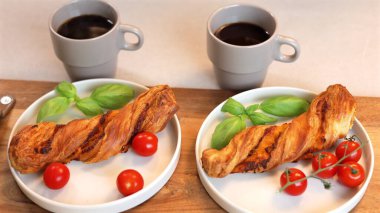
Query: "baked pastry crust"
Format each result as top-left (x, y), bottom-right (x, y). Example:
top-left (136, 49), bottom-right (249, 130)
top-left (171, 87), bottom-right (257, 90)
top-left (201, 84), bottom-right (356, 178)
top-left (9, 85), bottom-right (179, 174)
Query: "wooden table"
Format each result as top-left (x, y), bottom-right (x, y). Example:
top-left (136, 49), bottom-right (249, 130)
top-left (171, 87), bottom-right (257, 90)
top-left (1, 79), bottom-right (379, 212)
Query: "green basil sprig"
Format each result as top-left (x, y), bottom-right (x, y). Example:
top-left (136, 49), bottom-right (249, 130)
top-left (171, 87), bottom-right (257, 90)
top-left (248, 112), bottom-right (277, 125)
top-left (260, 96), bottom-right (309, 117)
top-left (37, 81), bottom-right (134, 122)
top-left (76, 97), bottom-right (104, 116)
top-left (91, 84), bottom-right (134, 109)
top-left (211, 95), bottom-right (310, 150)
top-left (221, 98), bottom-right (245, 116)
top-left (55, 81), bottom-right (79, 101)
top-left (245, 104), bottom-right (259, 114)
top-left (211, 116), bottom-right (246, 150)
top-left (37, 97), bottom-right (70, 123)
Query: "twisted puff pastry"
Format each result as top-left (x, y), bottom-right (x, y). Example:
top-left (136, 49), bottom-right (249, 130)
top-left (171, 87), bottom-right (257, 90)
top-left (201, 84), bottom-right (356, 178)
top-left (9, 85), bottom-right (178, 174)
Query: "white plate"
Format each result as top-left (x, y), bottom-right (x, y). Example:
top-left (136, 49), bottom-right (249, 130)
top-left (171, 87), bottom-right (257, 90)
top-left (195, 87), bottom-right (374, 213)
top-left (7, 78), bottom-right (181, 213)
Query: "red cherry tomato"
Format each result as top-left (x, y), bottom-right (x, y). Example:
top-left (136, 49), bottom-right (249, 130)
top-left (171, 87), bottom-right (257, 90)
top-left (312, 152), bottom-right (338, 179)
top-left (132, 132), bottom-right (158, 156)
top-left (117, 169), bottom-right (144, 196)
top-left (337, 161), bottom-right (365, 188)
top-left (43, 162), bottom-right (70, 190)
top-left (280, 168), bottom-right (307, 196)
top-left (335, 140), bottom-right (362, 163)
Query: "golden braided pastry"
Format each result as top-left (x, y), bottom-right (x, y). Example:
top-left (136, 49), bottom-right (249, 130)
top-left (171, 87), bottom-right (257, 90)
top-left (201, 84), bottom-right (356, 178)
top-left (9, 85), bottom-right (179, 174)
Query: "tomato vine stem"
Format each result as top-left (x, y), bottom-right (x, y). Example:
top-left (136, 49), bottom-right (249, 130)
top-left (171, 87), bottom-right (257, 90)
top-left (279, 135), bottom-right (365, 193)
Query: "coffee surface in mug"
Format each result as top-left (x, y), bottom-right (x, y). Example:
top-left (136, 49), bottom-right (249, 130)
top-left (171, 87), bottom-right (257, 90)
top-left (57, 15), bottom-right (114, 39)
top-left (214, 22), bottom-right (270, 46)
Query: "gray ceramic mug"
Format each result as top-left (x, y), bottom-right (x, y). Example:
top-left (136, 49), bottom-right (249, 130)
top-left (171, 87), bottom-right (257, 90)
top-left (207, 4), bottom-right (300, 90)
top-left (49, 0), bottom-right (143, 81)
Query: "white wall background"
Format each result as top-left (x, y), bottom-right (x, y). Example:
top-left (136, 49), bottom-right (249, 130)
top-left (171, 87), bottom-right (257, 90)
top-left (0, 0), bottom-right (379, 96)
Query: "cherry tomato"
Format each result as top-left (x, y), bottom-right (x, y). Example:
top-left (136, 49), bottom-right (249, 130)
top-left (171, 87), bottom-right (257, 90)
top-left (132, 132), bottom-right (158, 156)
top-left (312, 152), bottom-right (338, 179)
top-left (335, 140), bottom-right (362, 163)
top-left (43, 162), bottom-right (70, 190)
top-left (280, 168), bottom-right (307, 196)
top-left (337, 161), bottom-right (365, 188)
top-left (117, 169), bottom-right (144, 196)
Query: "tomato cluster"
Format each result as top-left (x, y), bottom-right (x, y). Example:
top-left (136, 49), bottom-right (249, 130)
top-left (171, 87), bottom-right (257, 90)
top-left (42, 132), bottom-right (158, 197)
top-left (280, 139), bottom-right (365, 196)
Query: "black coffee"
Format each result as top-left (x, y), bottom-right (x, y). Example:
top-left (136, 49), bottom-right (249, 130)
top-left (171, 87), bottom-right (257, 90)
top-left (214, 22), bottom-right (270, 46)
top-left (57, 15), bottom-right (114, 39)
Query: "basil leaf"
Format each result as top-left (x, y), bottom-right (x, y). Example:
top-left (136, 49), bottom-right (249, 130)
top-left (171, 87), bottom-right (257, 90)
top-left (55, 81), bottom-right (78, 100)
top-left (245, 104), bottom-right (260, 114)
top-left (91, 84), bottom-right (134, 109)
top-left (221, 98), bottom-right (245, 116)
top-left (248, 112), bottom-right (277, 125)
top-left (211, 116), bottom-right (246, 150)
top-left (76, 97), bottom-right (103, 116)
top-left (260, 96), bottom-right (309, 117)
top-left (37, 97), bottom-right (70, 122)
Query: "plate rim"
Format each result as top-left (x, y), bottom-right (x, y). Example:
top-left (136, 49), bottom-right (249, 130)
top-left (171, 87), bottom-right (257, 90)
top-left (195, 86), bottom-right (374, 213)
top-left (7, 78), bottom-right (182, 212)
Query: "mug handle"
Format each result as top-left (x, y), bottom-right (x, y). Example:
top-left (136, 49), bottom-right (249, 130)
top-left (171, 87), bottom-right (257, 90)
top-left (118, 24), bottom-right (144, 51)
top-left (274, 35), bottom-right (300, 63)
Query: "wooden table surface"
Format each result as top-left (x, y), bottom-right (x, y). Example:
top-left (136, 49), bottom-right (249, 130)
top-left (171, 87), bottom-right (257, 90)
top-left (0, 79), bottom-right (379, 212)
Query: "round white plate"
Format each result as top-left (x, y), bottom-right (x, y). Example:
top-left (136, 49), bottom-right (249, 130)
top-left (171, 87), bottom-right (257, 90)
top-left (7, 78), bottom-right (181, 213)
top-left (195, 86), bottom-right (374, 213)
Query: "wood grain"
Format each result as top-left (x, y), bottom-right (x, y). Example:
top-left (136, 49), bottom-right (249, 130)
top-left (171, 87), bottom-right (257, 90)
top-left (0, 79), bottom-right (379, 213)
